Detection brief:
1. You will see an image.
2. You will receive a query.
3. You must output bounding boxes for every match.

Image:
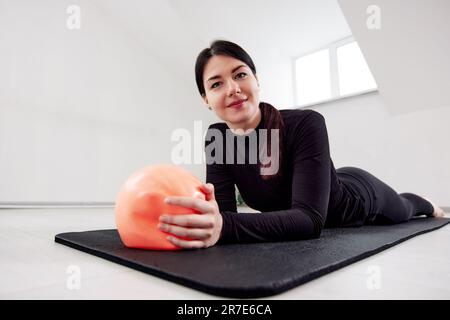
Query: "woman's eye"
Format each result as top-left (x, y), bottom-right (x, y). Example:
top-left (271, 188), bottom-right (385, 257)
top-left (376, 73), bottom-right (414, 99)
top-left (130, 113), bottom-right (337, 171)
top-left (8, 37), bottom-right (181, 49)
top-left (210, 73), bottom-right (246, 89)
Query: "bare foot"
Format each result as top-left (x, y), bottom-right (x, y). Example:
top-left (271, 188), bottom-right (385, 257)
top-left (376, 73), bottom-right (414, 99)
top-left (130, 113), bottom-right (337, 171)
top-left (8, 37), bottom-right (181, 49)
top-left (421, 195), bottom-right (446, 218)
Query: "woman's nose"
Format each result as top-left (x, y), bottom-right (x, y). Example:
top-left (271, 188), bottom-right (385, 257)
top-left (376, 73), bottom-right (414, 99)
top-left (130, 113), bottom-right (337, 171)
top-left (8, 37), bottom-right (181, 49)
top-left (226, 80), bottom-right (241, 96)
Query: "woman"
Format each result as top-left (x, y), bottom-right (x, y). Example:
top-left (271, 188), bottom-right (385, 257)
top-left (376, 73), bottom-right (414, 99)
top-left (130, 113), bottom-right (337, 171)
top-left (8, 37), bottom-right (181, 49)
top-left (158, 40), bottom-right (445, 249)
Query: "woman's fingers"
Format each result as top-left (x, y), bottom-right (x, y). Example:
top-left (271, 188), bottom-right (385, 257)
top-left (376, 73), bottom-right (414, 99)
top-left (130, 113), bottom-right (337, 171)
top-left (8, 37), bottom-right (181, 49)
top-left (159, 185), bottom-right (221, 250)
top-left (167, 236), bottom-right (205, 249)
top-left (160, 213), bottom-right (213, 228)
top-left (165, 196), bottom-right (212, 213)
top-left (158, 223), bottom-right (212, 240)
top-left (200, 183), bottom-right (216, 201)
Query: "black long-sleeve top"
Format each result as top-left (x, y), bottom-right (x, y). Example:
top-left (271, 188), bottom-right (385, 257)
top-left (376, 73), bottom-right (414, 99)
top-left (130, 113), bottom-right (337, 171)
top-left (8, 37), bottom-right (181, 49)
top-left (205, 108), bottom-right (366, 244)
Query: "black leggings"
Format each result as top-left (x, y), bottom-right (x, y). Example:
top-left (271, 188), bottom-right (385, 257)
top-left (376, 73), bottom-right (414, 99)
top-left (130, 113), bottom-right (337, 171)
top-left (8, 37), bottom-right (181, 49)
top-left (336, 167), bottom-right (434, 225)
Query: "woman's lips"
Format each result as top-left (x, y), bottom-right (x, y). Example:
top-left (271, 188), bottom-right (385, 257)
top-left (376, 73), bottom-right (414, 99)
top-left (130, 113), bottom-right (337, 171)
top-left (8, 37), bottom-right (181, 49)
top-left (228, 99), bottom-right (247, 109)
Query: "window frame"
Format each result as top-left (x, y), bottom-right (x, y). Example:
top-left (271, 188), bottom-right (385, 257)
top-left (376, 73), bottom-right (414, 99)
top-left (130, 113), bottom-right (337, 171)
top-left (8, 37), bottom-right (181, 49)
top-left (293, 36), bottom-right (378, 108)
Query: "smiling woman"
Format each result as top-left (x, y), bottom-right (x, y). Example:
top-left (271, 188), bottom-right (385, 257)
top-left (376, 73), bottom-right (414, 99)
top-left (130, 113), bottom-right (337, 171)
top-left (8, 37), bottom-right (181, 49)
top-left (195, 40), bottom-right (285, 180)
top-left (201, 56), bottom-right (260, 127)
top-left (157, 39), bottom-right (443, 249)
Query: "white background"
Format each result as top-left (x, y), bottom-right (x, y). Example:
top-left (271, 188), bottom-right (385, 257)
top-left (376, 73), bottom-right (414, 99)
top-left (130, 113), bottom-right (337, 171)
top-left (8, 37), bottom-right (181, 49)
top-left (1, 0), bottom-right (449, 205)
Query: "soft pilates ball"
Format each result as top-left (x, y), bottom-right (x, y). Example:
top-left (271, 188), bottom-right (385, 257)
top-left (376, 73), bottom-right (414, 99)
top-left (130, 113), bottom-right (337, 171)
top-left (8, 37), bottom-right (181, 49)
top-left (115, 164), bottom-right (205, 250)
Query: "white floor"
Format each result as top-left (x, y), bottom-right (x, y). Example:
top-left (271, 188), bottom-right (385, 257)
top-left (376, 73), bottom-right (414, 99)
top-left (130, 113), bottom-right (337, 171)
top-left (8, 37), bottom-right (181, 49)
top-left (1, 207), bottom-right (449, 300)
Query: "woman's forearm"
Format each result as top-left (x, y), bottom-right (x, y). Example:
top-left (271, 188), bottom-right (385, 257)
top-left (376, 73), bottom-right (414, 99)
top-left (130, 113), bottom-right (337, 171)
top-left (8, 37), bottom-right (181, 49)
top-left (217, 208), bottom-right (322, 244)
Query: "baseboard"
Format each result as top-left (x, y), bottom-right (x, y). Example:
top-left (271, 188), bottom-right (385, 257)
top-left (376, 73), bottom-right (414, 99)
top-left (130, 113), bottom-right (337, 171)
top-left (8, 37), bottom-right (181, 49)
top-left (0, 202), bottom-right (114, 209)
top-left (1, 203), bottom-right (449, 212)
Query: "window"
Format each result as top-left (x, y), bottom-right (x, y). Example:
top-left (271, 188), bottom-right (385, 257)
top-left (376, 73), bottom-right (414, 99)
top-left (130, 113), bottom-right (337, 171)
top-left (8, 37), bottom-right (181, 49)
top-left (294, 37), bottom-right (377, 106)
top-left (295, 49), bottom-right (331, 105)
top-left (337, 41), bottom-right (377, 96)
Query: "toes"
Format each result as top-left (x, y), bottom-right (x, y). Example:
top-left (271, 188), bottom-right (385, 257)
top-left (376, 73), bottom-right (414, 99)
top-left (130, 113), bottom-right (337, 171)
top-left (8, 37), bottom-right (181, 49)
top-left (434, 209), bottom-right (445, 218)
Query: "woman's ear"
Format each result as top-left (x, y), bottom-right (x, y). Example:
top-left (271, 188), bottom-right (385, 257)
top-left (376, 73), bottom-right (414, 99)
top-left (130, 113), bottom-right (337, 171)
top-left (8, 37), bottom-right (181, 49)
top-left (202, 94), bottom-right (209, 105)
top-left (202, 95), bottom-right (212, 110)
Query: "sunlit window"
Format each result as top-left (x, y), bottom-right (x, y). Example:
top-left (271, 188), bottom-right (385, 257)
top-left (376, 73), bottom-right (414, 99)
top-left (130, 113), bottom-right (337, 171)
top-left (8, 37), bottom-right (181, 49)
top-left (295, 49), bottom-right (331, 105)
top-left (337, 41), bottom-right (377, 96)
top-left (294, 38), bottom-right (377, 106)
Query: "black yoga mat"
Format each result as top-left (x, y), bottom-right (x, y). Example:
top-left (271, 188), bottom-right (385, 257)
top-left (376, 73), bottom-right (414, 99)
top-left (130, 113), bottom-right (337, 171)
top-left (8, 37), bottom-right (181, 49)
top-left (55, 217), bottom-right (449, 298)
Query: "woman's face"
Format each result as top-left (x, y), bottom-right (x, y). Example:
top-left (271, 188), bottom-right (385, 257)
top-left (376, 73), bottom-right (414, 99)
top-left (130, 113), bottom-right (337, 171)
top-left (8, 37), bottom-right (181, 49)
top-left (202, 55), bottom-right (260, 130)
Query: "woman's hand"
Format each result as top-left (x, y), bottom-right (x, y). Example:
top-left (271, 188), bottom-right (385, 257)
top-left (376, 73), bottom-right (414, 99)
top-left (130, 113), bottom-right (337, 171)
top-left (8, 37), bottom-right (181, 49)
top-left (158, 183), bottom-right (223, 249)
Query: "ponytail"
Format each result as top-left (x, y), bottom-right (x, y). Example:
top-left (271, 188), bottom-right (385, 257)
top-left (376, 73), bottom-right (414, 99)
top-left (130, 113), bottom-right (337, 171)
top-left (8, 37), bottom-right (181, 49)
top-left (259, 102), bottom-right (284, 180)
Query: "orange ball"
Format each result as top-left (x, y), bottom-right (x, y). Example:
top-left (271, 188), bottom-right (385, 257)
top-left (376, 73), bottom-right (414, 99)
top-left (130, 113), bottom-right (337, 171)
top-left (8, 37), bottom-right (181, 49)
top-left (115, 164), bottom-right (205, 250)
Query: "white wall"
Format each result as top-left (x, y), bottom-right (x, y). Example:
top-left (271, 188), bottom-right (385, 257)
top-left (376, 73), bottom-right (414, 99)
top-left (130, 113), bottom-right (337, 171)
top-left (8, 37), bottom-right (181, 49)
top-left (0, 0), bottom-right (214, 202)
top-left (0, 0), bottom-right (352, 203)
top-left (1, 0), bottom-right (447, 206)
top-left (331, 0), bottom-right (450, 206)
top-left (338, 0), bottom-right (450, 115)
top-left (309, 92), bottom-right (450, 206)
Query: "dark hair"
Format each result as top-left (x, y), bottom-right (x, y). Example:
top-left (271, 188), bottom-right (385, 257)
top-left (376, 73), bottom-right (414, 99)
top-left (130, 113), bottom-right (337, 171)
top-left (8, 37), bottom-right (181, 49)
top-left (195, 40), bottom-right (284, 180)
